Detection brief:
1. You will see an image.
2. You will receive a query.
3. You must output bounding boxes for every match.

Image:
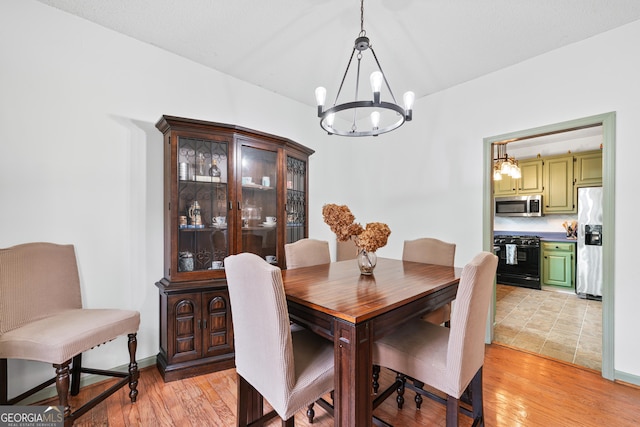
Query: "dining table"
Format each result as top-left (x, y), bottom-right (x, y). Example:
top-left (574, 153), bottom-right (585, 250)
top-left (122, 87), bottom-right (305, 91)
top-left (280, 257), bottom-right (462, 427)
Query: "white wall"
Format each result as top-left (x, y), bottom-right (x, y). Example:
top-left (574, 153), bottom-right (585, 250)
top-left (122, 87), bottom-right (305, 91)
top-left (0, 0), bottom-right (328, 395)
top-left (333, 20), bottom-right (640, 377)
top-left (1, 0), bottom-right (638, 395)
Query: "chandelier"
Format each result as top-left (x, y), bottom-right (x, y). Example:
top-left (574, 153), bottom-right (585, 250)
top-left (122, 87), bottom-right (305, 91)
top-left (314, 0), bottom-right (414, 137)
top-left (493, 144), bottom-right (521, 181)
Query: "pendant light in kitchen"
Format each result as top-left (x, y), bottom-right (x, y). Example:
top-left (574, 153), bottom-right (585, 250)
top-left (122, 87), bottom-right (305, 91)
top-left (493, 143), bottom-right (521, 181)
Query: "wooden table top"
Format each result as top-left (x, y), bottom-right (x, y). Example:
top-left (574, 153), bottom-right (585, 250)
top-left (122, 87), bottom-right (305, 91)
top-left (281, 258), bottom-right (462, 324)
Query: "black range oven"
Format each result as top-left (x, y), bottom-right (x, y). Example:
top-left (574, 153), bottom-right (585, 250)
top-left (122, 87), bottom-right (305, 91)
top-left (494, 235), bottom-right (541, 290)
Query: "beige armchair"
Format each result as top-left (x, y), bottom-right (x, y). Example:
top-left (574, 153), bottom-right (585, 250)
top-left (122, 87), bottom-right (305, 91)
top-left (224, 252), bottom-right (334, 426)
top-left (373, 252), bottom-right (498, 426)
top-left (284, 238), bottom-right (330, 269)
top-left (0, 242), bottom-right (140, 426)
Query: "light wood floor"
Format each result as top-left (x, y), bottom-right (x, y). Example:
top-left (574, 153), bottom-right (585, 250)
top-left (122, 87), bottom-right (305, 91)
top-left (38, 344), bottom-right (640, 426)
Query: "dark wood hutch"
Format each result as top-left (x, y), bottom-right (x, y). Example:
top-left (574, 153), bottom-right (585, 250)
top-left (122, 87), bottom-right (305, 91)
top-left (155, 116), bottom-right (313, 381)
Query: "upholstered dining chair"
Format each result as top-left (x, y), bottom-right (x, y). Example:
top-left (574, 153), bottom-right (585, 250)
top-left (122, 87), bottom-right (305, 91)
top-left (224, 252), bottom-right (334, 427)
top-left (0, 242), bottom-right (140, 426)
top-left (403, 237), bottom-right (457, 326)
top-left (284, 238), bottom-right (330, 269)
top-left (336, 238), bottom-right (358, 261)
top-left (373, 251), bottom-right (498, 427)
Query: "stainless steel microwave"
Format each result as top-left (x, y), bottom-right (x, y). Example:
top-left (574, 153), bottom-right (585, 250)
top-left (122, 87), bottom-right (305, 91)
top-left (495, 195), bottom-right (543, 217)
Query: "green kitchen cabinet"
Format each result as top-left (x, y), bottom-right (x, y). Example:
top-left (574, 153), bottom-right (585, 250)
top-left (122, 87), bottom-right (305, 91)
top-left (543, 154), bottom-right (575, 214)
top-left (574, 150), bottom-right (603, 188)
top-left (494, 158), bottom-right (543, 196)
top-left (541, 242), bottom-right (575, 288)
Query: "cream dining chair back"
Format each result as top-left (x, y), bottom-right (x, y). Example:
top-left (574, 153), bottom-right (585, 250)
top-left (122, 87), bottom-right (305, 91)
top-left (284, 238), bottom-right (330, 269)
top-left (224, 253), bottom-right (334, 426)
top-left (336, 239), bottom-right (358, 261)
top-left (373, 251), bottom-right (498, 426)
top-left (0, 242), bottom-right (140, 426)
top-left (403, 237), bottom-right (456, 326)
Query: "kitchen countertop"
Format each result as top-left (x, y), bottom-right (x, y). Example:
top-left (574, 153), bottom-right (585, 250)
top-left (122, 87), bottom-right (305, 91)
top-left (494, 231), bottom-right (577, 243)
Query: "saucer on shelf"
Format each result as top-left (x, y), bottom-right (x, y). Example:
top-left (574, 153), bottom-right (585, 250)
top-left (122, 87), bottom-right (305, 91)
top-left (262, 222), bottom-right (276, 226)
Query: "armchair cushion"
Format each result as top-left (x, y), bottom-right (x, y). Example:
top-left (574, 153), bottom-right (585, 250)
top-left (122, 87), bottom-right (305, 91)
top-left (0, 308), bottom-right (140, 365)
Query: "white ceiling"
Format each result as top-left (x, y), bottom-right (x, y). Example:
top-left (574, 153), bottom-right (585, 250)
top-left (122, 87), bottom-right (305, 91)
top-left (36, 0), bottom-right (640, 109)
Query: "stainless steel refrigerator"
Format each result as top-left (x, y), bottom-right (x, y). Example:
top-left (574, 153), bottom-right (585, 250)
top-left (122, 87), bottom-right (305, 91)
top-left (576, 187), bottom-right (603, 299)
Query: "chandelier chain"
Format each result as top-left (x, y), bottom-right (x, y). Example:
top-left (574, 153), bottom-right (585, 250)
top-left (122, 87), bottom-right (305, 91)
top-left (360, 0), bottom-right (365, 36)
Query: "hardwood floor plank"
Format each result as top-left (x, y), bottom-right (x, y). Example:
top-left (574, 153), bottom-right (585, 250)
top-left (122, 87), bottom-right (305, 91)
top-left (33, 344), bottom-right (640, 426)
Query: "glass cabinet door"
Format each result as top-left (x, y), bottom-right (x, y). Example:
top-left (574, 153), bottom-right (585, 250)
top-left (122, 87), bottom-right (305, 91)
top-left (177, 136), bottom-right (229, 272)
top-left (239, 144), bottom-right (278, 263)
top-left (286, 155), bottom-right (307, 243)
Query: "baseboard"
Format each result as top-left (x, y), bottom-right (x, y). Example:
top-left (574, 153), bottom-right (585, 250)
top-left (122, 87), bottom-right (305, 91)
top-left (615, 370), bottom-right (640, 388)
top-left (18, 355), bottom-right (157, 405)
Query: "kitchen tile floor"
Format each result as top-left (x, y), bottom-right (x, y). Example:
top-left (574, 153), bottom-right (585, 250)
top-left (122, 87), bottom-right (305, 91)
top-left (494, 284), bottom-right (602, 371)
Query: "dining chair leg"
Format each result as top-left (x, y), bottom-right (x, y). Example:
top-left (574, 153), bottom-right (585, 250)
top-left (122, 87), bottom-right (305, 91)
top-left (372, 364), bottom-right (380, 394)
top-left (445, 395), bottom-right (460, 427)
top-left (413, 379), bottom-right (424, 409)
top-left (282, 418), bottom-right (294, 427)
top-left (306, 402), bottom-right (315, 423)
top-left (470, 368), bottom-right (484, 426)
top-left (395, 372), bottom-right (405, 409)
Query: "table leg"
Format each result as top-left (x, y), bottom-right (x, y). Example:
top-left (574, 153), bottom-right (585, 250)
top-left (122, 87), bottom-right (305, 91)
top-left (334, 319), bottom-right (373, 427)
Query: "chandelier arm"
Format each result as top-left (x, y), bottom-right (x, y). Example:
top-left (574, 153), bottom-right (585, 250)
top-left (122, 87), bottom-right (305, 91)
top-left (352, 54), bottom-right (363, 130)
top-left (332, 48), bottom-right (358, 107)
top-left (369, 46), bottom-right (398, 105)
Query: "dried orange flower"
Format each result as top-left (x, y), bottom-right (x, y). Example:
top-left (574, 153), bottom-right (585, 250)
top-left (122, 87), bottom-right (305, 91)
top-left (355, 222), bottom-right (391, 252)
top-left (322, 204), bottom-right (390, 252)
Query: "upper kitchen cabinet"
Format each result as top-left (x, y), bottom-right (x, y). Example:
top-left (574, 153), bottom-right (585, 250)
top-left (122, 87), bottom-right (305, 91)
top-left (516, 158), bottom-right (543, 194)
top-left (574, 150), bottom-right (603, 187)
top-left (543, 154), bottom-right (575, 214)
top-left (494, 158), bottom-right (543, 196)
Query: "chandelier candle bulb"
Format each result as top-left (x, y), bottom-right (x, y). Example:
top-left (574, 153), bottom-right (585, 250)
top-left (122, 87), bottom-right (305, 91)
top-left (370, 111), bottom-right (380, 130)
top-left (370, 71), bottom-right (383, 103)
top-left (315, 86), bottom-right (326, 114)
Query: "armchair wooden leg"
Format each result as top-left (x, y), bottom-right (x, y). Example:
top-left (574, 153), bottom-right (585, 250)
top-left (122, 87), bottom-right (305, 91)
top-left (53, 360), bottom-right (72, 423)
top-left (0, 359), bottom-right (7, 405)
top-left (127, 333), bottom-right (139, 403)
top-left (70, 354), bottom-right (82, 396)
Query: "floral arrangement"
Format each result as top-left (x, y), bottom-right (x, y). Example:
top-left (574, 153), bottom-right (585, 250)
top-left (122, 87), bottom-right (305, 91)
top-left (322, 204), bottom-right (391, 253)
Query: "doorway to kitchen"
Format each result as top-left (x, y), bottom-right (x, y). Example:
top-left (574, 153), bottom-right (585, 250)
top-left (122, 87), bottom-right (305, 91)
top-left (482, 112), bottom-right (615, 379)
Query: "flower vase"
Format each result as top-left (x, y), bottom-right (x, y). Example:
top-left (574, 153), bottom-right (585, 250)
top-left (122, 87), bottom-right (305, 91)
top-left (357, 249), bottom-right (377, 275)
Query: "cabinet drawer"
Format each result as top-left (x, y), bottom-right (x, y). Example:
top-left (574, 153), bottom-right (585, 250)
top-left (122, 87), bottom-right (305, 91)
top-left (542, 242), bottom-right (575, 252)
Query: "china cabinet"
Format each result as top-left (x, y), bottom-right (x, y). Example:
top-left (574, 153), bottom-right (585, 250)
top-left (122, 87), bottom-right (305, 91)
top-left (155, 116), bottom-right (313, 381)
